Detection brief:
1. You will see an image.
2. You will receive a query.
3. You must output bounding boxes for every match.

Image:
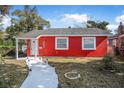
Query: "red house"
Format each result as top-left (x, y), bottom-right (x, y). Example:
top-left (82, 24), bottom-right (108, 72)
top-left (16, 28), bottom-right (111, 59)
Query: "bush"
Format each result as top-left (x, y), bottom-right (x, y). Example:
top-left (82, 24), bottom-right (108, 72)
top-left (0, 46), bottom-right (15, 56)
top-left (102, 55), bottom-right (114, 70)
top-left (0, 54), bottom-right (5, 64)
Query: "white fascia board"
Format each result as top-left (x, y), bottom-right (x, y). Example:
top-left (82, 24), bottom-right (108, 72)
top-left (36, 34), bottom-right (110, 37)
top-left (15, 38), bottom-right (37, 40)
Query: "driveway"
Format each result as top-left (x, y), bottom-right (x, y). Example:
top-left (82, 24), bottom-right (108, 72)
top-left (20, 58), bottom-right (58, 88)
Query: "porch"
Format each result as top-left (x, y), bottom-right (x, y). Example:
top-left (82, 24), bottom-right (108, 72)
top-left (15, 38), bottom-right (38, 60)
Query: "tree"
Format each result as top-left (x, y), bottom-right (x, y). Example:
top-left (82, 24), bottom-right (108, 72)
top-left (0, 5), bottom-right (12, 16)
top-left (0, 31), bottom-right (3, 45)
top-left (0, 5), bottom-right (12, 30)
top-left (87, 20), bottom-right (109, 30)
top-left (12, 5), bottom-right (50, 32)
top-left (6, 25), bottom-right (20, 45)
top-left (0, 6), bottom-right (12, 45)
top-left (6, 5), bottom-right (50, 45)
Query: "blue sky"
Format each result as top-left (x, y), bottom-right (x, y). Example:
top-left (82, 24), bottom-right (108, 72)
top-left (3, 5), bottom-right (124, 33)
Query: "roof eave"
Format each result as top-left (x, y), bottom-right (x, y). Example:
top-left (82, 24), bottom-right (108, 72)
top-left (36, 34), bottom-right (112, 37)
top-left (16, 34), bottom-right (112, 39)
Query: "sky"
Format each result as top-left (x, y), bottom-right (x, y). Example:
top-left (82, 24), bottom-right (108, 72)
top-left (2, 5), bottom-right (124, 33)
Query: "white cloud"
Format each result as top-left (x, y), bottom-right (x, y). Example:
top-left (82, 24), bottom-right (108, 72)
top-left (115, 14), bottom-right (124, 23)
top-left (107, 24), bottom-right (118, 30)
top-left (47, 14), bottom-right (90, 28)
top-left (0, 15), bottom-right (11, 30)
top-left (47, 18), bottom-right (57, 22)
top-left (47, 18), bottom-right (58, 28)
top-left (111, 14), bottom-right (124, 34)
top-left (107, 24), bottom-right (118, 34)
top-left (61, 14), bottom-right (90, 23)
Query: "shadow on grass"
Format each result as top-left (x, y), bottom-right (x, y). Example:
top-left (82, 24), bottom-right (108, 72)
top-left (49, 58), bottom-right (124, 88)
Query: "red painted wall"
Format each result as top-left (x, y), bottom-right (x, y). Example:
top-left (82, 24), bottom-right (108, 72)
top-left (33, 36), bottom-right (107, 57)
top-left (26, 39), bottom-right (31, 57)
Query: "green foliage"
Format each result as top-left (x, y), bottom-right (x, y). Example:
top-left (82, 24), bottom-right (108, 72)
top-left (102, 55), bottom-right (114, 69)
top-left (0, 45), bottom-right (15, 56)
top-left (87, 20), bottom-right (109, 30)
top-left (0, 5), bottom-right (14, 47)
top-left (0, 35), bottom-right (15, 46)
top-left (0, 31), bottom-right (3, 43)
top-left (0, 5), bottom-right (12, 15)
top-left (6, 25), bottom-right (20, 45)
top-left (1, 5), bottom-right (50, 58)
top-left (11, 5), bottom-right (50, 32)
top-left (5, 5), bottom-right (50, 47)
top-left (0, 5), bottom-right (12, 31)
top-left (0, 39), bottom-right (3, 45)
top-left (0, 54), bottom-right (5, 64)
top-left (0, 32), bottom-right (4, 46)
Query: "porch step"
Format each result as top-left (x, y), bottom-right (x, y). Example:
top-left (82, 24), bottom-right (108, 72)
top-left (26, 57), bottom-right (48, 68)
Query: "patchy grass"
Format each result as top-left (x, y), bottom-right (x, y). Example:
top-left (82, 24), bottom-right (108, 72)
top-left (48, 57), bottom-right (124, 88)
top-left (45, 57), bottom-right (102, 63)
top-left (0, 59), bottom-right (28, 88)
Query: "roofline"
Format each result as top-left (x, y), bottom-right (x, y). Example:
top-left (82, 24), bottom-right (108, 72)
top-left (36, 34), bottom-right (111, 39)
top-left (15, 37), bottom-right (37, 39)
top-left (15, 34), bottom-right (111, 39)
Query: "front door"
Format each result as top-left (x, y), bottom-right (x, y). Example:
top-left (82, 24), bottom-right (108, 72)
top-left (31, 39), bottom-right (36, 55)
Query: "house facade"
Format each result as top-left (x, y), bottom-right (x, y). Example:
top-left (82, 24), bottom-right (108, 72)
top-left (110, 22), bottom-right (124, 56)
top-left (16, 28), bottom-right (111, 59)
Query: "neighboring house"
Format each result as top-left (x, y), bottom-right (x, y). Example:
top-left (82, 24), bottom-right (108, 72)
top-left (15, 28), bottom-right (111, 59)
top-left (111, 22), bottom-right (124, 56)
top-left (107, 36), bottom-right (115, 55)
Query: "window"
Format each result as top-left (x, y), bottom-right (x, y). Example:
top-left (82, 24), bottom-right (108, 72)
top-left (55, 37), bottom-right (68, 50)
top-left (82, 37), bottom-right (96, 50)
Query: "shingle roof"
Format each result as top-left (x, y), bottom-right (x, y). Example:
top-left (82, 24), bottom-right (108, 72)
top-left (16, 28), bottom-right (112, 39)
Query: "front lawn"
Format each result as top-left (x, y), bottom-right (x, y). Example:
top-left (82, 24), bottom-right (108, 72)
top-left (0, 59), bottom-right (28, 88)
top-left (48, 57), bottom-right (124, 88)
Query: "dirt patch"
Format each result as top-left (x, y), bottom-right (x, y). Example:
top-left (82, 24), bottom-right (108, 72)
top-left (49, 57), bottom-right (124, 88)
top-left (0, 59), bottom-right (28, 88)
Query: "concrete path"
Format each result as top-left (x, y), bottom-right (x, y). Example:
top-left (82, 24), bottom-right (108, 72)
top-left (21, 58), bottom-right (58, 88)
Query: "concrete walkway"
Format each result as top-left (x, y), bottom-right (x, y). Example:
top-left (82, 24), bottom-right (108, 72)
top-left (21, 58), bottom-right (58, 88)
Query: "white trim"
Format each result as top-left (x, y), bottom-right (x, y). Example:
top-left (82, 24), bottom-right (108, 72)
top-left (16, 38), bottom-right (19, 60)
top-left (36, 34), bottom-right (110, 39)
top-left (30, 39), bottom-right (39, 57)
top-left (82, 37), bottom-right (96, 50)
top-left (16, 34), bottom-right (110, 39)
top-left (15, 38), bottom-right (36, 40)
top-left (37, 35), bottom-right (42, 39)
top-left (31, 39), bottom-right (35, 55)
top-left (15, 38), bottom-right (39, 60)
top-left (35, 39), bottom-right (37, 58)
top-left (36, 39), bottom-right (39, 55)
top-left (55, 37), bottom-right (69, 50)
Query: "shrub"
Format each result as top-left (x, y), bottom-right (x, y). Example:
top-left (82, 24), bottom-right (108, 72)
top-left (0, 46), bottom-right (15, 56)
top-left (0, 54), bottom-right (5, 64)
top-left (102, 55), bottom-right (114, 70)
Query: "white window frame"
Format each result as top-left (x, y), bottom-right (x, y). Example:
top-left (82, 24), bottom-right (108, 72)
top-left (82, 37), bottom-right (96, 50)
top-left (55, 37), bottom-right (69, 50)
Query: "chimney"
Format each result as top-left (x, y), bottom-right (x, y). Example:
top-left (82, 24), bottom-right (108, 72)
top-left (120, 22), bottom-right (122, 25)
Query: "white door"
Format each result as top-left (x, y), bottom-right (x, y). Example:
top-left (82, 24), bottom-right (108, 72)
top-left (31, 39), bottom-right (36, 55)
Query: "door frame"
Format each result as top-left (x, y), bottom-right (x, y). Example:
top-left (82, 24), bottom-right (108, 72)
top-left (31, 39), bottom-right (39, 56)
